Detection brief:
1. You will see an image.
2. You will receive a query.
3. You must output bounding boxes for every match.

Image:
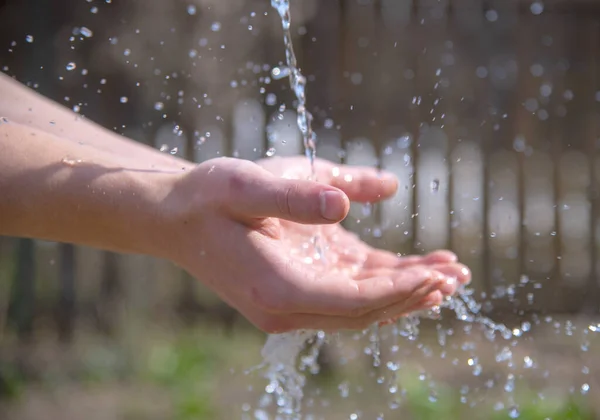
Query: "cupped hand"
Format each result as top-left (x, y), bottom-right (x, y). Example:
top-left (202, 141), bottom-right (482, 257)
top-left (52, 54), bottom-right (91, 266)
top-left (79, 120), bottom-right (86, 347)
top-left (167, 156), bottom-right (470, 333)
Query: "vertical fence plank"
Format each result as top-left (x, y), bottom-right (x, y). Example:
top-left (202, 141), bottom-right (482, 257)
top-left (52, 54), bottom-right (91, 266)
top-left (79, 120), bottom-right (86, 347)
top-left (451, 141), bottom-right (485, 292)
top-left (447, 0), bottom-right (487, 292)
top-left (512, 9), bottom-right (549, 310)
top-left (380, 135), bottom-right (415, 254)
top-left (413, 0), bottom-right (451, 254)
top-left (7, 239), bottom-right (36, 341)
top-left (344, 138), bottom-right (379, 244)
top-left (57, 244), bottom-right (75, 343)
top-left (554, 13), bottom-right (593, 312)
top-left (232, 98), bottom-right (266, 160)
top-left (415, 127), bottom-right (450, 252)
top-left (0, 238), bottom-right (15, 339)
top-left (581, 17), bottom-right (599, 313)
top-left (378, 0), bottom-right (416, 256)
top-left (591, 19), bottom-right (600, 315)
top-left (484, 0), bottom-right (520, 300)
top-left (266, 110), bottom-right (303, 157)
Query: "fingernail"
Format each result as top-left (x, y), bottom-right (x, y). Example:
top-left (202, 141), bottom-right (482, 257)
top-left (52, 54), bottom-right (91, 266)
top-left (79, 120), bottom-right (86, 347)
top-left (320, 190), bottom-right (347, 221)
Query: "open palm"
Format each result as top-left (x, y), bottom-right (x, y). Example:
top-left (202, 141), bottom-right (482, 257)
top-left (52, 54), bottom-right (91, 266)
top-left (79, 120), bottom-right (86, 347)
top-left (257, 156), bottom-right (471, 319)
top-left (175, 156), bottom-right (470, 333)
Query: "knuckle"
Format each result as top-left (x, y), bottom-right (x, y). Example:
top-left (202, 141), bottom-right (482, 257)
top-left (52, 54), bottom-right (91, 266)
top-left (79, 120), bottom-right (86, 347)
top-left (224, 159), bottom-right (260, 194)
top-left (227, 169), bottom-right (250, 197)
top-left (276, 184), bottom-right (296, 217)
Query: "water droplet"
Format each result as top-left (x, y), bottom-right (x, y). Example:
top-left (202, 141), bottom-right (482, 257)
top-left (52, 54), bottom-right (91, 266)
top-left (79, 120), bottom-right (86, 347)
top-left (430, 179), bottom-right (440, 192)
top-left (120, 96), bottom-right (128, 104)
top-left (265, 93), bottom-right (277, 106)
top-left (513, 135), bottom-right (526, 152)
top-left (25, 35), bottom-right (34, 43)
top-left (80, 27), bottom-right (93, 38)
top-left (187, 4), bottom-right (197, 15)
top-left (271, 66), bottom-right (290, 80)
top-left (266, 147), bottom-right (276, 157)
top-left (508, 406), bottom-right (520, 418)
top-left (211, 21), bottom-right (222, 32)
top-left (530, 1), bottom-right (544, 15)
top-left (154, 102), bottom-right (164, 111)
top-left (66, 62), bottom-right (76, 71)
top-left (485, 9), bottom-right (498, 22)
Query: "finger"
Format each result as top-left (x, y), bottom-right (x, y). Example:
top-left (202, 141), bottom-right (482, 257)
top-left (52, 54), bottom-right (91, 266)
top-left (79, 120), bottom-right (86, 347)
top-left (379, 291), bottom-right (445, 326)
top-left (353, 266), bottom-right (458, 296)
top-left (227, 172), bottom-right (350, 224)
top-left (362, 249), bottom-right (458, 269)
top-left (422, 250), bottom-right (458, 263)
top-left (284, 265), bottom-right (448, 317)
top-left (316, 164), bottom-right (398, 203)
top-left (429, 262), bottom-right (472, 286)
top-left (259, 156), bottom-right (398, 203)
top-left (355, 262), bottom-right (469, 295)
top-left (249, 276), bottom-right (443, 333)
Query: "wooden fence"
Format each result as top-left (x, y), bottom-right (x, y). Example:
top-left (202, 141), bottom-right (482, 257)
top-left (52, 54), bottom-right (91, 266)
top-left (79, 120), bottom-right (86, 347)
top-left (1, 0), bottom-right (600, 343)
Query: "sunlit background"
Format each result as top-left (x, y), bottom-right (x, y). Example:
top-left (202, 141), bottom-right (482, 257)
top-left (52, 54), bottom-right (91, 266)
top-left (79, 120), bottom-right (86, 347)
top-left (2, 0), bottom-right (600, 419)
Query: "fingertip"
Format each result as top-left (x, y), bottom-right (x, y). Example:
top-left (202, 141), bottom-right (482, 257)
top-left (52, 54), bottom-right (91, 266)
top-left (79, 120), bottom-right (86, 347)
top-left (458, 264), bottom-right (472, 285)
top-left (319, 189), bottom-right (349, 222)
top-left (421, 290), bottom-right (444, 307)
top-left (424, 250), bottom-right (458, 263)
top-left (330, 167), bottom-right (398, 203)
top-left (378, 171), bottom-right (399, 194)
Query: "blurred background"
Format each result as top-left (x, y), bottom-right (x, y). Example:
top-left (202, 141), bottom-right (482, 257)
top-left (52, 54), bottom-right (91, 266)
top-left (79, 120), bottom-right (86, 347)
top-left (1, 0), bottom-right (600, 419)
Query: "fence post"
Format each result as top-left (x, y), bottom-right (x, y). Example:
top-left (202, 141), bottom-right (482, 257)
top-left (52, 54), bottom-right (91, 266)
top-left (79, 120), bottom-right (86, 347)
top-left (7, 239), bottom-right (36, 341)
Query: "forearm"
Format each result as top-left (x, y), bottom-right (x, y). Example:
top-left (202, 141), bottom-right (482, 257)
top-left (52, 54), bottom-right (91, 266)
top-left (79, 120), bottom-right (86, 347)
top-left (0, 120), bottom-right (180, 257)
top-left (0, 72), bottom-right (194, 172)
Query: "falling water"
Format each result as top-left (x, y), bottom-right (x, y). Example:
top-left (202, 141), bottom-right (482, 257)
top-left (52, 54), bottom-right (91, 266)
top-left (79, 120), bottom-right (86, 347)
top-left (255, 2), bottom-right (327, 419)
top-left (269, 0), bottom-right (318, 180)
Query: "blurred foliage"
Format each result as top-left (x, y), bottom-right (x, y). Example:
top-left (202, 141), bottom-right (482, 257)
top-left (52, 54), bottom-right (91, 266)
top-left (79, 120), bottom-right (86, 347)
top-left (2, 325), bottom-right (597, 419)
top-left (399, 371), bottom-right (595, 420)
top-left (0, 361), bottom-right (23, 401)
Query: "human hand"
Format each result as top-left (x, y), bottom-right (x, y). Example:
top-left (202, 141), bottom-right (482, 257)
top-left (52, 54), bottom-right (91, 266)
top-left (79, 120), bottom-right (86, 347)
top-left (165, 156), bottom-right (470, 333)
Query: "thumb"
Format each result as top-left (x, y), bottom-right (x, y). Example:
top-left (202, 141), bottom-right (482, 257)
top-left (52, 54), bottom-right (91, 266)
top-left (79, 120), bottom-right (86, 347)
top-left (228, 171), bottom-right (350, 224)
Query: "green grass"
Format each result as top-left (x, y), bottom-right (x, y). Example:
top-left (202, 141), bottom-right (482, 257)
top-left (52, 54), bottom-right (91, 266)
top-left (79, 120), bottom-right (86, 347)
top-left (1, 325), bottom-right (597, 420)
top-left (397, 371), bottom-right (594, 420)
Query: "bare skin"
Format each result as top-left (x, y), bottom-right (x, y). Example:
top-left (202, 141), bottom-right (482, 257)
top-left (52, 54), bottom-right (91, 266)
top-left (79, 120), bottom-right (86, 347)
top-left (0, 74), bottom-right (471, 333)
